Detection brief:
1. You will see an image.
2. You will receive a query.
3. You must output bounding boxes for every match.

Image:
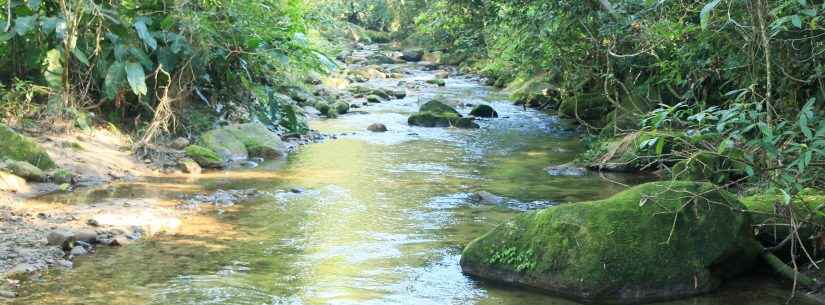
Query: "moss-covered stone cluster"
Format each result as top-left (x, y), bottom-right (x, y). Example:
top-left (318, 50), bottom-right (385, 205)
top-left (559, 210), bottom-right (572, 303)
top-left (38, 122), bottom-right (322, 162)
top-left (0, 124), bottom-right (56, 170)
top-left (187, 123), bottom-right (288, 168)
top-left (408, 99), bottom-right (478, 129)
top-left (460, 181), bottom-right (760, 304)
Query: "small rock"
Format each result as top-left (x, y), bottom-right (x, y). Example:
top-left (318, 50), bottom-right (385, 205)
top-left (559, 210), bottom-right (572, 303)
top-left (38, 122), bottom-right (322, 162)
top-left (0, 290), bottom-right (16, 299)
top-left (69, 246), bottom-right (88, 257)
top-left (86, 219), bottom-right (99, 227)
top-left (111, 236), bottom-right (131, 247)
top-left (179, 158), bottom-right (202, 175)
top-left (290, 188), bottom-right (305, 194)
top-left (366, 95), bottom-right (382, 103)
top-left (47, 230), bottom-right (76, 250)
top-left (546, 163), bottom-right (588, 177)
top-left (170, 137), bottom-right (191, 150)
top-left (469, 191), bottom-right (505, 205)
top-left (75, 230), bottom-right (98, 243)
top-left (367, 123), bottom-right (388, 132)
top-left (435, 71), bottom-right (450, 79)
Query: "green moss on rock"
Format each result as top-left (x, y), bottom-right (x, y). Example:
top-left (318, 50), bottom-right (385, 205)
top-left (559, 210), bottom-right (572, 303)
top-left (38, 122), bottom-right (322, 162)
top-left (366, 95), bottom-right (382, 103)
top-left (469, 104), bottom-right (498, 118)
top-left (7, 161), bottom-right (47, 182)
top-left (334, 101), bottom-right (350, 114)
top-left (426, 78), bottom-right (446, 86)
top-left (0, 124), bottom-right (56, 170)
top-left (420, 99), bottom-right (459, 115)
top-left (460, 181), bottom-right (759, 304)
top-left (221, 123), bottom-right (288, 159)
top-left (185, 145), bottom-right (224, 168)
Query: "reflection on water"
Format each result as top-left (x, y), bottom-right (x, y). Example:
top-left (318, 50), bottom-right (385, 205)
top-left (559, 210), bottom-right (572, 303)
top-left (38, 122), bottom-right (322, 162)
top-left (10, 65), bottom-right (813, 305)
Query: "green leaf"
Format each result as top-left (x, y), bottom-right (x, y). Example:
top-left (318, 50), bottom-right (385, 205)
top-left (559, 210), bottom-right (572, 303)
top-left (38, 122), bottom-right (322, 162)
top-left (71, 48), bottom-right (90, 66)
top-left (27, 0), bottom-right (41, 10)
top-left (801, 9), bottom-right (817, 16)
top-left (791, 15), bottom-right (802, 28)
top-left (129, 47), bottom-right (154, 70)
top-left (104, 62), bottom-right (126, 99)
top-left (125, 62), bottom-right (148, 96)
top-left (134, 19), bottom-right (158, 50)
top-left (14, 16), bottom-right (36, 36)
top-left (700, 0), bottom-right (722, 30)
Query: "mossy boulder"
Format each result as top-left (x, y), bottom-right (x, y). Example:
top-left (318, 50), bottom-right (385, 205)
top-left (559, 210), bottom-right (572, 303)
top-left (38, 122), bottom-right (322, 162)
top-left (221, 123), bottom-right (288, 159)
top-left (333, 101), bottom-right (350, 114)
top-left (420, 100), bottom-right (459, 115)
top-left (6, 161), bottom-right (47, 182)
top-left (366, 95), bottom-right (382, 103)
top-left (469, 104), bottom-right (498, 118)
top-left (460, 181), bottom-right (760, 304)
top-left (401, 49), bottom-right (424, 62)
top-left (51, 169), bottom-right (74, 184)
top-left (426, 78), bottom-right (446, 87)
top-left (0, 124), bottom-right (56, 170)
top-left (185, 145), bottom-right (224, 168)
top-left (409, 99), bottom-right (478, 129)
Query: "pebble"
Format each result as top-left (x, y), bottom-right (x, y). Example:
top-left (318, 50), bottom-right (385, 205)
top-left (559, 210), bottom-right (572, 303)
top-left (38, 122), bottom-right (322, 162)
top-left (87, 218), bottom-right (99, 227)
top-left (0, 290), bottom-right (16, 299)
top-left (290, 188), bottom-right (305, 194)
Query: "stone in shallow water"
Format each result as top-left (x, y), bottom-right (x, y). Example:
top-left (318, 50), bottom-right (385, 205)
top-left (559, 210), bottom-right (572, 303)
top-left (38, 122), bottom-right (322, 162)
top-left (545, 163), bottom-right (587, 177)
top-left (367, 123), bottom-right (388, 132)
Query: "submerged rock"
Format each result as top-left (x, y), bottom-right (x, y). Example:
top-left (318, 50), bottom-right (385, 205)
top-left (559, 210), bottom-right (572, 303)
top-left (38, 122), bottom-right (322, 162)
top-left (426, 78), bottom-right (446, 87)
top-left (469, 104), bottom-right (498, 118)
top-left (367, 123), bottom-right (388, 132)
top-left (469, 191), bottom-right (505, 205)
top-left (367, 95), bottom-right (382, 103)
top-left (0, 124), bottom-right (56, 170)
top-left (545, 163), bottom-right (587, 177)
top-left (460, 181), bottom-right (760, 305)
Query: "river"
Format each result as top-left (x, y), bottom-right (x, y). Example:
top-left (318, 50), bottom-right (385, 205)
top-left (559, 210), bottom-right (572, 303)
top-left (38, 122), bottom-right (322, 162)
top-left (7, 46), bottom-right (813, 305)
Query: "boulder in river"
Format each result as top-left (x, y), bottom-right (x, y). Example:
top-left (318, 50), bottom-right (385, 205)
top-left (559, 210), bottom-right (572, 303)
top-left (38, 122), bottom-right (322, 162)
top-left (408, 99), bottom-right (479, 129)
top-left (185, 145), bottom-right (224, 168)
top-left (366, 95), bottom-right (382, 103)
top-left (401, 49), bottom-right (424, 62)
top-left (469, 191), bottom-right (505, 205)
top-left (469, 104), bottom-right (498, 118)
top-left (0, 123), bottom-right (56, 170)
top-left (545, 163), bottom-right (587, 177)
top-left (367, 123), bottom-right (388, 132)
top-left (460, 181), bottom-right (761, 304)
top-left (334, 101), bottom-right (351, 114)
top-left (426, 78), bottom-right (446, 87)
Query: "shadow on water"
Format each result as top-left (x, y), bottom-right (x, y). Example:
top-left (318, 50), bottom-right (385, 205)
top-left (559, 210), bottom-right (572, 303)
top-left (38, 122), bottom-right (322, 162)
top-left (9, 64), bottom-right (816, 305)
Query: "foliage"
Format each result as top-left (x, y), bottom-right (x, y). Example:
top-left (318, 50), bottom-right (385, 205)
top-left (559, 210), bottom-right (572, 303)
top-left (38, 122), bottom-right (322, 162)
top-left (0, 0), bottom-right (332, 137)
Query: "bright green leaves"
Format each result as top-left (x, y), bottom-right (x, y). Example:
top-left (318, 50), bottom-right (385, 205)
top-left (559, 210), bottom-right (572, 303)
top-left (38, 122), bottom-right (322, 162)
top-left (699, 0), bottom-right (722, 30)
top-left (125, 62), bottom-right (148, 96)
top-left (43, 49), bottom-right (63, 89)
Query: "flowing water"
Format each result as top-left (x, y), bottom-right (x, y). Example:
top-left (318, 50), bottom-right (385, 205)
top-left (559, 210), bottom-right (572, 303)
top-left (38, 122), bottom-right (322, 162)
top-left (7, 53), bottom-right (814, 305)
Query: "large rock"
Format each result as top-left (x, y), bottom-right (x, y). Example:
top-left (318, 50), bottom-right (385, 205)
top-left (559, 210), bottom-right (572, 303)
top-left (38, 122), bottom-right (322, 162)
top-left (199, 123), bottom-right (288, 161)
top-left (420, 100), bottom-right (459, 115)
top-left (0, 124), bottom-right (56, 170)
top-left (460, 181), bottom-right (760, 305)
top-left (7, 161), bottom-right (47, 182)
top-left (469, 104), bottom-right (498, 118)
top-left (401, 49), bottom-right (424, 62)
top-left (367, 123), bottom-right (388, 132)
top-left (47, 229), bottom-right (76, 250)
top-left (0, 171), bottom-right (28, 193)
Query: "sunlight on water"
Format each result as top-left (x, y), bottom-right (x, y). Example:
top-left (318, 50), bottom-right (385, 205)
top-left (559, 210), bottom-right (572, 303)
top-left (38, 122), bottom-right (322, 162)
top-left (9, 64), bottom-right (814, 305)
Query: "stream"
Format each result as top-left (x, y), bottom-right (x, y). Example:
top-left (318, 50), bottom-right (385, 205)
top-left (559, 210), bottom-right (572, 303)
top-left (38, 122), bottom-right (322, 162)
top-left (7, 46), bottom-right (814, 305)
